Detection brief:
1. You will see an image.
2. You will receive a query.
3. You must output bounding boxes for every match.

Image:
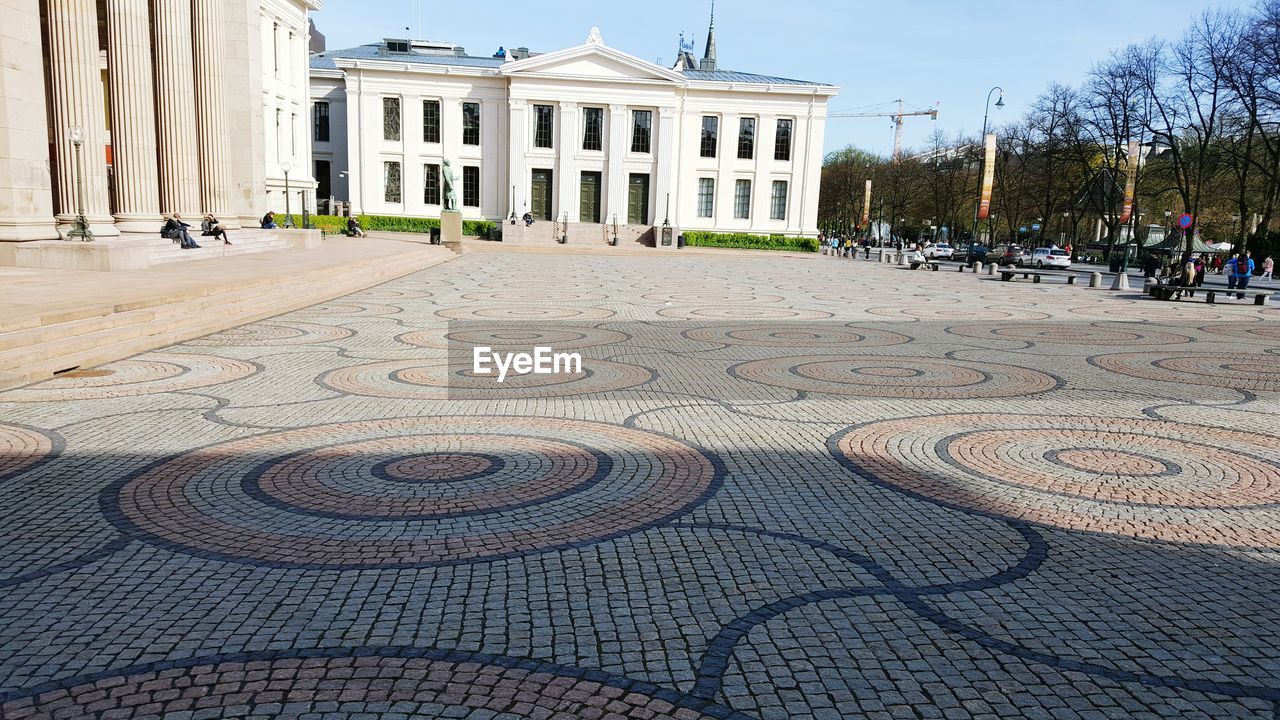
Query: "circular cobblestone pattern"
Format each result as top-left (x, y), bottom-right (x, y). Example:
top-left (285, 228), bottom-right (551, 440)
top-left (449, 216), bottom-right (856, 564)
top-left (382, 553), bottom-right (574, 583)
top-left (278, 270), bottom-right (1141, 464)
top-left (831, 413), bottom-right (1280, 547)
top-left (1089, 351), bottom-right (1280, 392)
top-left (3, 355), bottom-right (258, 402)
top-left (105, 417), bottom-right (719, 567)
top-left (732, 355), bottom-right (1060, 399)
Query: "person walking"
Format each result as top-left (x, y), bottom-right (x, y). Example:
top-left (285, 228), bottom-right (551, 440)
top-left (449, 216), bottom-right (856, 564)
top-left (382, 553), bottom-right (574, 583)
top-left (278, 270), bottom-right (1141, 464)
top-left (201, 214), bottom-right (231, 245)
top-left (1262, 255), bottom-right (1274, 282)
top-left (162, 213), bottom-right (200, 249)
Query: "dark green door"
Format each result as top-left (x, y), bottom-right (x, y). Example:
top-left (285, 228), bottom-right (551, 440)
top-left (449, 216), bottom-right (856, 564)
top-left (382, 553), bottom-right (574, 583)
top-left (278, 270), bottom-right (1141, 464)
top-left (580, 172), bottom-right (602, 223)
top-left (627, 173), bottom-right (650, 225)
top-left (531, 169), bottom-right (553, 221)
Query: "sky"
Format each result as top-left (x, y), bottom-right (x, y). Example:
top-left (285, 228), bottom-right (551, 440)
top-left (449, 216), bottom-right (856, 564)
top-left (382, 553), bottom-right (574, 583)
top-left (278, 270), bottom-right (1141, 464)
top-left (311, 0), bottom-right (1256, 157)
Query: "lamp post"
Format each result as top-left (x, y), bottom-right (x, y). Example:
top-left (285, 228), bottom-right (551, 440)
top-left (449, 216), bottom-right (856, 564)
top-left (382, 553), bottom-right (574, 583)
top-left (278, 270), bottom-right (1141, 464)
top-left (65, 126), bottom-right (93, 242)
top-left (509, 184), bottom-right (516, 225)
top-left (281, 161), bottom-right (294, 228)
top-left (969, 86), bottom-right (1004, 251)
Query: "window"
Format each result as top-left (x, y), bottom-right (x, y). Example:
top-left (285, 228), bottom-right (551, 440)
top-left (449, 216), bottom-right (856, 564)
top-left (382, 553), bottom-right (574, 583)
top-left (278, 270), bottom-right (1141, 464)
top-left (462, 166), bottom-right (480, 207)
top-left (462, 102), bottom-right (481, 146)
top-left (774, 119), bottom-right (793, 161)
top-left (734, 179), bottom-right (751, 219)
top-left (700, 116), bottom-right (718, 158)
top-left (384, 161), bottom-right (401, 203)
top-left (315, 160), bottom-right (331, 199)
top-left (697, 178), bottom-right (714, 218)
top-left (313, 102), bottom-right (330, 142)
top-left (582, 107), bottom-right (603, 151)
top-left (423, 163), bottom-right (440, 205)
top-left (387, 40), bottom-right (409, 53)
top-left (383, 97), bottom-right (401, 141)
top-left (422, 100), bottom-right (440, 143)
top-left (771, 180), bottom-right (788, 220)
top-left (631, 110), bottom-right (652, 154)
top-left (533, 105), bottom-right (554, 149)
top-left (737, 117), bottom-right (755, 160)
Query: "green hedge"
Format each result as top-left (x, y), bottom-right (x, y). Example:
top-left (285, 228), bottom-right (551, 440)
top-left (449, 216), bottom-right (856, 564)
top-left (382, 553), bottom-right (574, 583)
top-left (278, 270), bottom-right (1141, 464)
top-left (287, 213), bottom-right (497, 237)
top-left (682, 231), bottom-right (819, 253)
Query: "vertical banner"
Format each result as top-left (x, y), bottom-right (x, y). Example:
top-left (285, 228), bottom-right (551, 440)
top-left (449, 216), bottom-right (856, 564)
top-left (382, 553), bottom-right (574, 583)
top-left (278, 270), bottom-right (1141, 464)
top-left (977, 133), bottom-right (997, 220)
top-left (861, 179), bottom-right (872, 228)
top-left (1119, 140), bottom-right (1139, 224)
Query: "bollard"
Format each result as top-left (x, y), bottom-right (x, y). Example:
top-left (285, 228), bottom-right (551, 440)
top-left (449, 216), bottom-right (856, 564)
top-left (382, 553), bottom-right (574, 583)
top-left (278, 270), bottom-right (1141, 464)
top-left (1089, 272), bottom-right (1103, 288)
top-left (972, 262), bottom-right (983, 274)
top-left (986, 263), bottom-right (996, 276)
top-left (1110, 272), bottom-right (1130, 291)
top-left (957, 263), bottom-right (965, 272)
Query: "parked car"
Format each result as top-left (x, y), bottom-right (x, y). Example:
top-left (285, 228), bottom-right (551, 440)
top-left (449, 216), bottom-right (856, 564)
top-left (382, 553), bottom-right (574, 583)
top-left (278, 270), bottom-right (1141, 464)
top-left (923, 242), bottom-right (954, 260)
top-left (953, 244), bottom-right (989, 263)
top-left (992, 244), bottom-right (1025, 267)
top-left (1029, 247), bottom-right (1072, 269)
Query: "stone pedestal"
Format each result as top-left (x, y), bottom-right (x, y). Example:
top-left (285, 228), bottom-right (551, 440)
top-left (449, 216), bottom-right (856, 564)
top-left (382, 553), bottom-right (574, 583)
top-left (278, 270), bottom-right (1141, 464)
top-left (440, 211), bottom-right (463, 245)
top-left (654, 225), bottom-right (677, 251)
top-left (4, 238), bottom-right (151, 271)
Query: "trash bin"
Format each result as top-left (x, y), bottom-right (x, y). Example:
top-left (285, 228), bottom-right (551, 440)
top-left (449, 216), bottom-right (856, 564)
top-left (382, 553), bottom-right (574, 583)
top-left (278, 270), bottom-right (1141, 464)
top-left (677, 234), bottom-right (685, 249)
top-left (488, 227), bottom-right (501, 242)
top-left (429, 227), bottom-right (441, 245)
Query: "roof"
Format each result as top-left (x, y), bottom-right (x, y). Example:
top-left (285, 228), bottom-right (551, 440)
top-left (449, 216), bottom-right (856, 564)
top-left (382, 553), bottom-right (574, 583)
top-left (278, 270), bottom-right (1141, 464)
top-left (682, 69), bottom-right (832, 87)
top-left (311, 43), bottom-right (830, 86)
top-left (310, 44), bottom-right (505, 71)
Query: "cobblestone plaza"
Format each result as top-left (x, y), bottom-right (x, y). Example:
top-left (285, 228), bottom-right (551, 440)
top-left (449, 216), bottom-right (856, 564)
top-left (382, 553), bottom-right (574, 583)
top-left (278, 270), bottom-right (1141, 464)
top-left (1, 251), bottom-right (1278, 719)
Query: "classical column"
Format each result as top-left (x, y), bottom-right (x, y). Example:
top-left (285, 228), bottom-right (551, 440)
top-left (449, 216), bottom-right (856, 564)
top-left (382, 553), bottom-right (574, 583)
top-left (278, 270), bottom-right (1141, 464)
top-left (507, 99), bottom-right (528, 218)
top-left (45, 0), bottom-right (119, 237)
top-left (105, 0), bottom-right (160, 232)
top-left (654, 107), bottom-right (677, 227)
top-left (221, 0), bottom-right (265, 227)
top-left (152, 0), bottom-right (201, 217)
top-left (605, 104), bottom-right (627, 226)
top-left (556, 102), bottom-right (577, 222)
top-left (0, 0), bottom-right (58, 241)
top-left (192, 0), bottom-right (237, 227)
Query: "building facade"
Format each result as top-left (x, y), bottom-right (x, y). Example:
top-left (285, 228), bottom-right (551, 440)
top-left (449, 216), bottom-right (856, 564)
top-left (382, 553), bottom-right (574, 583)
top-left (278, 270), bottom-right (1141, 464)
top-left (310, 28), bottom-right (836, 238)
top-left (0, 0), bottom-right (317, 268)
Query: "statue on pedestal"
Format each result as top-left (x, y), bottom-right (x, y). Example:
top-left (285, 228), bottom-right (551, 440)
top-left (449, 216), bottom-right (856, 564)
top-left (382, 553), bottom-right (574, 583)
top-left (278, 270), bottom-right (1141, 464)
top-left (442, 159), bottom-right (459, 211)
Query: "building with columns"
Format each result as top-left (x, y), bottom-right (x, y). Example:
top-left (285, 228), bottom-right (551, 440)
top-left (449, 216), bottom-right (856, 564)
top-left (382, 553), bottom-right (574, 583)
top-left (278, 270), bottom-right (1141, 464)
top-left (0, 0), bottom-right (318, 270)
top-left (310, 26), bottom-right (836, 241)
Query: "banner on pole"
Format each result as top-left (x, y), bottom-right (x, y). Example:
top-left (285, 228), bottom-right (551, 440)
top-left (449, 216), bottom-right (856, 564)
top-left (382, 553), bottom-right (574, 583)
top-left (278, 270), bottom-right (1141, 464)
top-left (977, 133), bottom-right (997, 221)
top-left (1119, 140), bottom-right (1139, 224)
top-left (861, 180), bottom-right (872, 228)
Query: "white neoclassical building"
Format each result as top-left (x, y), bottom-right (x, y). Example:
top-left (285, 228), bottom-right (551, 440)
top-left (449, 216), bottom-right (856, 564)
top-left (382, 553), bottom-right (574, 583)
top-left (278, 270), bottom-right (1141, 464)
top-left (0, 0), bottom-right (318, 270)
top-left (310, 26), bottom-right (836, 242)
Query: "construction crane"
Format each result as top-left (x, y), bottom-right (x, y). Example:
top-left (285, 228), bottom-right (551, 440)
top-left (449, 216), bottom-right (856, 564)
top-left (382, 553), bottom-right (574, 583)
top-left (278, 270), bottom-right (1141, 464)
top-left (829, 99), bottom-right (939, 162)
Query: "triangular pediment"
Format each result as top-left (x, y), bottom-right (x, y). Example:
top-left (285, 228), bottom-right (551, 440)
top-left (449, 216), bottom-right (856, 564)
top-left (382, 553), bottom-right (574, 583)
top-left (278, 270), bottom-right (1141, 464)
top-left (501, 43), bottom-right (686, 85)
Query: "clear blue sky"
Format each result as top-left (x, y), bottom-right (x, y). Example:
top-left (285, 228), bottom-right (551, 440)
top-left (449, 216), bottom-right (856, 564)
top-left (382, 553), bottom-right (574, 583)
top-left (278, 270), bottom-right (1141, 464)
top-left (312, 0), bottom-right (1253, 157)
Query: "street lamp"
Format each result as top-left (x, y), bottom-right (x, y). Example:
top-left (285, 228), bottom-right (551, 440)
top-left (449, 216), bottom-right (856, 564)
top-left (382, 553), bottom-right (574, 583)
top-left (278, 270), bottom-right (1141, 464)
top-left (969, 86), bottom-right (1004, 250)
top-left (509, 184), bottom-right (517, 225)
top-left (65, 126), bottom-right (93, 242)
top-left (281, 161), bottom-right (294, 228)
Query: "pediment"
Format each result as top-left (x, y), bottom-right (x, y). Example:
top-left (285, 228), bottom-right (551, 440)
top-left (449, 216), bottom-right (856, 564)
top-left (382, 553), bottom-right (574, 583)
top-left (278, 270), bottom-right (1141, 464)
top-left (501, 44), bottom-right (685, 85)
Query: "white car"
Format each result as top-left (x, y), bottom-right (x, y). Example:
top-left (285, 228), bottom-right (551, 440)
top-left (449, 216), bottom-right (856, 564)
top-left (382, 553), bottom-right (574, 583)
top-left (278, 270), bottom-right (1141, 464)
top-left (923, 243), bottom-right (954, 260)
top-left (1029, 247), bottom-right (1072, 269)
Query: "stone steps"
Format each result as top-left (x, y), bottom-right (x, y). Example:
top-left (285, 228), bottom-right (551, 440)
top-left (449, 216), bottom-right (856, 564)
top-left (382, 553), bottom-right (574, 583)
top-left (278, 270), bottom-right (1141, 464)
top-left (146, 228), bottom-right (292, 265)
top-left (0, 243), bottom-right (456, 391)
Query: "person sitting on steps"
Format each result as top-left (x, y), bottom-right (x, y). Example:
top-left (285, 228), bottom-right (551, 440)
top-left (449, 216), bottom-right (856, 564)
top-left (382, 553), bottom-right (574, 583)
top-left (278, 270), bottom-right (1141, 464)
top-left (161, 213), bottom-right (200, 249)
top-left (260, 211), bottom-right (277, 229)
top-left (346, 216), bottom-right (367, 238)
top-left (201, 214), bottom-right (231, 245)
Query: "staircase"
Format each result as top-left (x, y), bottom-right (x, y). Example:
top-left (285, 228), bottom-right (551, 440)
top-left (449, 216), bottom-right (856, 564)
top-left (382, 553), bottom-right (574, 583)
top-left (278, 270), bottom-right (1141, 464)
top-left (146, 228), bottom-right (292, 265)
top-left (503, 222), bottom-right (655, 248)
top-left (0, 242), bottom-right (457, 391)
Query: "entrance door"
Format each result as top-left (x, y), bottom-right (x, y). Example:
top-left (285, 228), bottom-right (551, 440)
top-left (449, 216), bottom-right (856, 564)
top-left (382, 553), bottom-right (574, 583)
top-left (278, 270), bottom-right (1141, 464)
top-left (580, 172), bottom-right (602, 223)
top-left (627, 173), bottom-right (650, 225)
top-left (530, 169), bottom-right (553, 221)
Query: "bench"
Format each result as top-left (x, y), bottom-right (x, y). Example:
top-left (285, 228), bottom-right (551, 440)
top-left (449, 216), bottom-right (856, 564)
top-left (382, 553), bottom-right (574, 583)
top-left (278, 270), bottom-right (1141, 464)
top-left (1000, 270), bottom-right (1043, 283)
top-left (1149, 283), bottom-right (1271, 305)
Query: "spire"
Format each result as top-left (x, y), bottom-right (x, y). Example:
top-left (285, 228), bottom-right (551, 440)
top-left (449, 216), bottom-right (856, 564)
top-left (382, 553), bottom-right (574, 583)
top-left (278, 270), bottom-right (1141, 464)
top-left (699, 0), bottom-right (717, 71)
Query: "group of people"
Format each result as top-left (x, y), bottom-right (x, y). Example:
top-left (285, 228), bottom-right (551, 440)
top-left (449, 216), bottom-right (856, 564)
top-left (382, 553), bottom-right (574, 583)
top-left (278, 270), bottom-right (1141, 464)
top-left (1157, 250), bottom-right (1272, 299)
top-left (160, 214), bottom-right (230, 249)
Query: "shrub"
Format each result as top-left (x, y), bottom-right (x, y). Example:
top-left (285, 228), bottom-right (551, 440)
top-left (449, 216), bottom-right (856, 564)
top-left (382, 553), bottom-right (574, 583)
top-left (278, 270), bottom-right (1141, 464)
top-left (682, 231), bottom-right (819, 253)
top-left (282, 213), bottom-right (497, 238)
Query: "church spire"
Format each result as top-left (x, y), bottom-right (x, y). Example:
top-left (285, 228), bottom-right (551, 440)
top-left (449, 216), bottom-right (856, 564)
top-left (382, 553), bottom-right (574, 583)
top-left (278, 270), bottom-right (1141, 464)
top-left (699, 0), bottom-right (718, 71)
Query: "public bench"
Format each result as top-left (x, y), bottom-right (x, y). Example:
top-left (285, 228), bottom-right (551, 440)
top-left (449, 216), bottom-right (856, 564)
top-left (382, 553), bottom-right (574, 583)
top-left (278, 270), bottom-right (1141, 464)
top-left (1149, 282), bottom-right (1272, 305)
